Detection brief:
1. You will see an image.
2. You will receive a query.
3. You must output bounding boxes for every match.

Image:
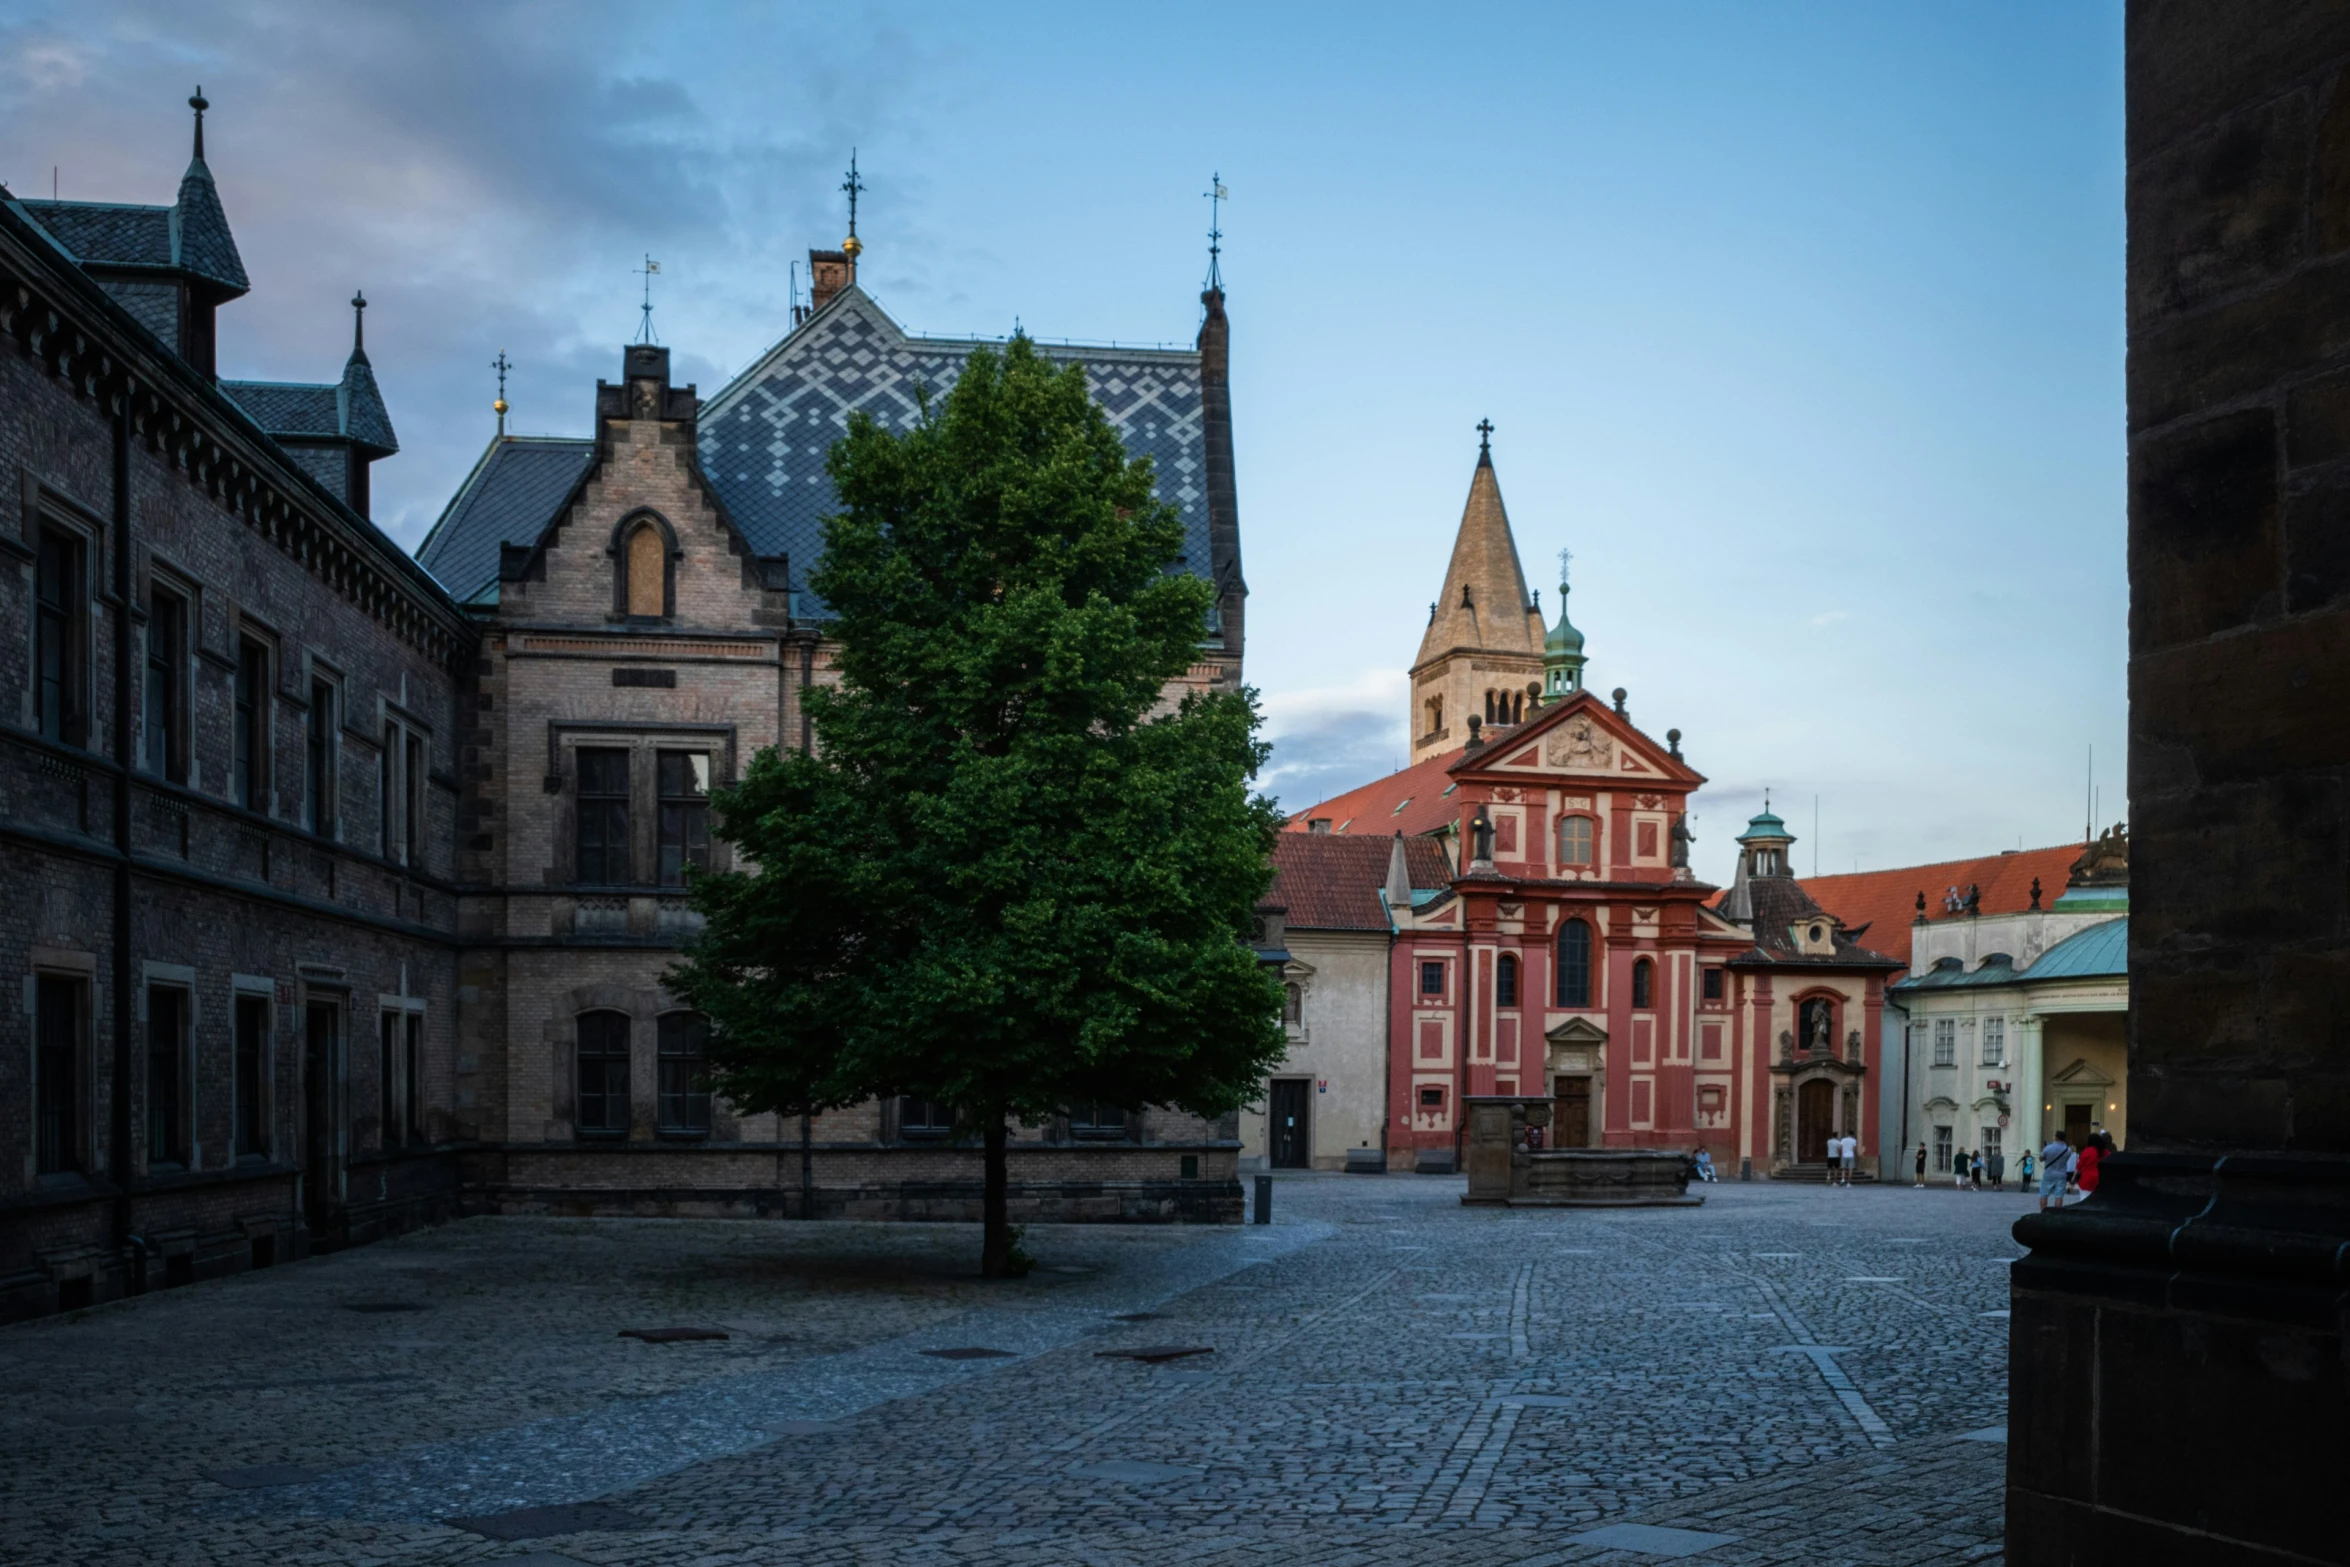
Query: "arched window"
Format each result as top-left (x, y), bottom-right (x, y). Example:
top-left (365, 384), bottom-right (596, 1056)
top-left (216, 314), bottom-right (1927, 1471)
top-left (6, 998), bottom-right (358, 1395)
top-left (576, 1011), bottom-right (631, 1136)
top-left (1559, 815), bottom-right (1595, 868)
top-left (1496, 953), bottom-right (1519, 1008)
top-left (1283, 983), bottom-right (1303, 1025)
top-left (1556, 919), bottom-right (1593, 1008)
top-left (625, 521), bottom-right (665, 617)
top-left (1632, 957), bottom-right (1654, 1010)
top-left (1425, 695), bottom-right (1444, 736)
top-left (656, 1011), bottom-right (711, 1134)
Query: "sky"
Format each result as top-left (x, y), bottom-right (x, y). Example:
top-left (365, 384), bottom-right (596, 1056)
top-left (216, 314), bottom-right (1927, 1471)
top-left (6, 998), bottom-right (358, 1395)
top-left (0, 1), bottom-right (2126, 887)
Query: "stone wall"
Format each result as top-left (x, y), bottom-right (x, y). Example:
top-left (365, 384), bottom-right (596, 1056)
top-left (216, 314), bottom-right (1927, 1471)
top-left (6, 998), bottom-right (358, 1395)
top-left (2007, 8), bottom-right (2350, 1560)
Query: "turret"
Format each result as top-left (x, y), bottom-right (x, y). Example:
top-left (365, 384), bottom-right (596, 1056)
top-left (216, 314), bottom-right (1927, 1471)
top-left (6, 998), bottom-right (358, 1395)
top-left (1542, 550), bottom-right (1586, 702)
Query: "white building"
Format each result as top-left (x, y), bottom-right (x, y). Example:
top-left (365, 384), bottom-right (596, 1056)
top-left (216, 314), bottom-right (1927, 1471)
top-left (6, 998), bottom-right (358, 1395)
top-left (1886, 833), bottom-right (2129, 1179)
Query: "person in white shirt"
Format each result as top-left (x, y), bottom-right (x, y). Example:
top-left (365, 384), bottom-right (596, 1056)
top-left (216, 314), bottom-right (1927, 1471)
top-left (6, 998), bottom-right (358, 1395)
top-left (1838, 1134), bottom-right (1858, 1186)
top-left (2039, 1132), bottom-right (2072, 1211)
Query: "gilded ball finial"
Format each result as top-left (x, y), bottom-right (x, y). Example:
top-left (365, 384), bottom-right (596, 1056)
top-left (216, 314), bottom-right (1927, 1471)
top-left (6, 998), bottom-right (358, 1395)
top-left (493, 397), bottom-right (508, 415)
top-left (842, 233), bottom-right (863, 258)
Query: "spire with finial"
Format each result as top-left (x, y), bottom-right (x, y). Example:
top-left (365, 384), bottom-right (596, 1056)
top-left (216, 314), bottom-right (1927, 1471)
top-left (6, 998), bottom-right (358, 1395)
top-left (189, 86), bottom-right (209, 162)
top-left (633, 254), bottom-right (660, 344)
top-left (1203, 172), bottom-right (1227, 292)
top-left (1476, 417), bottom-right (1494, 464)
top-left (492, 350), bottom-right (512, 437)
top-left (349, 290), bottom-right (367, 354)
top-left (841, 150), bottom-right (865, 258)
top-left (1542, 544), bottom-right (1586, 702)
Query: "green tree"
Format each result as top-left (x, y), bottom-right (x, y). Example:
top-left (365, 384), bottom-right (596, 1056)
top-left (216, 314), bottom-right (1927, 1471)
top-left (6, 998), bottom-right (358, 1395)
top-left (669, 337), bottom-right (1286, 1277)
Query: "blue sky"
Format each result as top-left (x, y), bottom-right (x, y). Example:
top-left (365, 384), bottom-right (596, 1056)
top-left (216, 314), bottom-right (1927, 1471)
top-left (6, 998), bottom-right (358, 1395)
top-left (0, 1), bottom-right (2125, 885)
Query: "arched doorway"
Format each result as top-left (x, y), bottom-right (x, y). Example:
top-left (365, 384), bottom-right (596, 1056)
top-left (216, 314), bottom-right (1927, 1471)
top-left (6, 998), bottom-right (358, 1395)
top-left (1797, 1078), bottom-right (1836, 1163)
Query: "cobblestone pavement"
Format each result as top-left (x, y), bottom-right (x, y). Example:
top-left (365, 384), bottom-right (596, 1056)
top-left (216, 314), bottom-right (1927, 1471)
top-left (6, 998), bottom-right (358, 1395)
top-left (0, 1174), bottom-right (2031, 1565)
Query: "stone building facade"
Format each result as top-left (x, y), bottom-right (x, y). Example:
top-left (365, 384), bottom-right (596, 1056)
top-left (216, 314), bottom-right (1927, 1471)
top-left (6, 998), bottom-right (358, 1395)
top-left (0, 105), bottom-right (469, 1320)
top-left (0, 109), bottom-right (1256, 1321)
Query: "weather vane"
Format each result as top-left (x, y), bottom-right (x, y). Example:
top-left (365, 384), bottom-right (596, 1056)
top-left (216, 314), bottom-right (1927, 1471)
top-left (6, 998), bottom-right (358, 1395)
top-left (1204, 172), bottom-right (1228, 290)
top-left (492, 350), bottom-right (511, 436)
top-left (842, 151), bottom-right (865, 256)
top-left (634, 254), bottom-right (661, 345)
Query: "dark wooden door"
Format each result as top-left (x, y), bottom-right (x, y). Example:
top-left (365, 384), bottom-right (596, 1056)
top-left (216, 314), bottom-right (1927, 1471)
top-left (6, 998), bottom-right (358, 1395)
top-left (1798, 1079), bottom-right (1835, 1162)
top-left (1269, 1079), bottom-right (1311, 1168)
top-left (2063, 1102), bottom-right (2092, 1147)
top-left (303, 1002), bottom-right (340, 1237)
top-left (1553, 1075), bottom-right (1593, 1148)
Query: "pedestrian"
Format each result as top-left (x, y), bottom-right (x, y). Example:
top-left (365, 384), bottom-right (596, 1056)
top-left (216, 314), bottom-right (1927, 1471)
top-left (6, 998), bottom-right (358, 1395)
top-left (1987, 1147), bottom-right (2006, 1190)
top-left (1913, 1142), bottom-right (1927, 1188)
top-left (1954, 1150), bottom-right (1970, 1191)
top-left (1694, 1148), bottom-right (1717, 1183)
top-left (1835, 1133), bottom-right (1852, 1187)
top-left (2020, 1148), bottom-right (2036, 1187)
top-left (1970, 1149), bottom-right (1985, 1190)
top-left (2038, 1130), bottom-right (2071, 1212)
top-left (2077, 1132), bottom-right (2105, 1199)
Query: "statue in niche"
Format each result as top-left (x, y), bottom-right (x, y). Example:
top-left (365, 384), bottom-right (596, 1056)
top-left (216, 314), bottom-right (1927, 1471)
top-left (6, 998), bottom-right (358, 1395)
top-left (1669, 814), bottom-right (1693, 870)
top-left (1808, 1003), bottom-right (1832, 1055)
top-left (1846, 1028), bottom-right (1863, 1061)
top-left (1470, 805), bottom-right (1496, 864)
top-left (1545, 718), bottom-right (1613, 771)
top-left (1778, 1028), bottom-right (1794, 1063)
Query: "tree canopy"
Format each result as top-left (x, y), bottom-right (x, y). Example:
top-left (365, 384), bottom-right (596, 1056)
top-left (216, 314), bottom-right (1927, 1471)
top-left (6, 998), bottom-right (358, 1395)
top-left (668, 336), bottom-right (1286, 1274)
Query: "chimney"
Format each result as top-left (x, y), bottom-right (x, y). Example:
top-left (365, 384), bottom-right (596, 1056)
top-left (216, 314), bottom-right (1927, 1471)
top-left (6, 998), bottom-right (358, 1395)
top-left (1385, 831), bottom-right (1412, 914)
top-left (808, 247), bottom-right (855, 313)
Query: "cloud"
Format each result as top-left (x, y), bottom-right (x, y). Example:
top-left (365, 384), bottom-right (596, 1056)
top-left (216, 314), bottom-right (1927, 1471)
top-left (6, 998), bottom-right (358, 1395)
top-left (1809, 609), bottom-right (1849, 626)
top-left (1257, 670), bottom-right (1408, 814)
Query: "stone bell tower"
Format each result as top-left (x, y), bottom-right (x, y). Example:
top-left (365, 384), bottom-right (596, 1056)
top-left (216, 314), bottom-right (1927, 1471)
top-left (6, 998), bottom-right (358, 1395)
top-left (1406, 422), bottom-right (1548, 764)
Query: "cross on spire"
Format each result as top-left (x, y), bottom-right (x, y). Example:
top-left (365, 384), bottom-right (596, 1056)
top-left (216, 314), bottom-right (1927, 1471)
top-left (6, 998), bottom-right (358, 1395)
top-left (350, 290), bottom-right (366, 352)
top-left (189, 86), bottom-right (208, 161)
top-left (1476, 417), bottom-right (1494, 458)
top-left (492, 349), bottom-right (511, 435)
top-left (1204, 173), bottom-right (1227, 291)
top-left (633, 254), bottom-right (660, 345)
top-left (1557, 546), bottom-right (1572, 590)
top-left (842, 150), bottom-right (865, 255)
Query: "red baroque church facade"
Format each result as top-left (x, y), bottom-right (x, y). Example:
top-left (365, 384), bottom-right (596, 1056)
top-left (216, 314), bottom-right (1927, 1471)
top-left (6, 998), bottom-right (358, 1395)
top-left (1291, 440), bottom-right (1900, 1178)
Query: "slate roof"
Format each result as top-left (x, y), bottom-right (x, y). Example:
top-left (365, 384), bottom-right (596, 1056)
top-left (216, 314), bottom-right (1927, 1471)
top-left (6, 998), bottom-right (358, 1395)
top-left (14, 155), bottom-right (248, 295)
top-left (1283, 746), bottom-right (1472, 841)
top-left (1266, 833), bottom-right (1454, 932)
top-left (1727, 876), bottom-right (1903, 970)
top-left (697, 287), bottom-right (1213, 618)
top-left (414, 436), bottom-right (599, 604)
top-left (220, 347), bottom-right (398, 458)
top-left (1800, 844), bottom-right (2084, 968)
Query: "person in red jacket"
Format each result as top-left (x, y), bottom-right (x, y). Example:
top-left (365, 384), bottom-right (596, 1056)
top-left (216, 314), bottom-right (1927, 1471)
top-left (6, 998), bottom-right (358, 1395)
top-left (2076, 1130), bottom-right (2108, 1197)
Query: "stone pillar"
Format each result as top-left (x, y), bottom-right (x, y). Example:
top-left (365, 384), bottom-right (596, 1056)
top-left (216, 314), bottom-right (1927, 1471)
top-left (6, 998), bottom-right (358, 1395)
top-left (2007, 9), bottom-right (2350, 1561)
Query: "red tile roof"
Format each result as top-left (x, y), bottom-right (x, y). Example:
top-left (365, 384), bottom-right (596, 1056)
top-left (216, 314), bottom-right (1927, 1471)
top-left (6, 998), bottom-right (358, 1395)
top-left (1283, 746), bottom-right (1470, 841)
top-left (1800, 843), bottom-right (2084, 968)
top-left (1265, 833), bottom-right (1455, 932)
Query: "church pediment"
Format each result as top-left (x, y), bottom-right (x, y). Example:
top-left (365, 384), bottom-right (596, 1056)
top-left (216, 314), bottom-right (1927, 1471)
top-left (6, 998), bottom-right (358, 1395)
top-left (2051, 1057), bottom-right (2115, 1088)
top-left (1464, 690), bottom-right (1698, 785)
top-left (1545, 1015), bottom-right (1609, 1047)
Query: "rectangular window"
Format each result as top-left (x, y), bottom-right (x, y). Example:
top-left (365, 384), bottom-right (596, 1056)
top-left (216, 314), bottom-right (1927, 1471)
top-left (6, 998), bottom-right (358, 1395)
top-left (34, 975), bottom-right (82, 1175)
top-left (656, 751), bottom-right (711, 886)
top-left (898, 1096), bottom-right (954, 1140)
top-left (1702, 966), bottom-right (1724, 1002)
top-left (380, 724), bottom-right (398, 859)
top-left (1066, 1099), bottom-right (1128, 1139)
top-left (1933, 1124), bottom-right (1952, 1173)
top-left (404, 1012), bottom-right (423, 1143)
top-left (1982, 1016), bottom-right (2005, 1066)
top-left (1495, 955), bottom-right (1518, 1008)
top-left (379, 1009), bottom-right (401, 1148)
top-left (576, 1011), bottom-right (631, 1136)
top-left (234, 994), bottom-right (269, 1160)
top-left (143, 588), bottom-right (186, 779)
top-left (1418, 1086), bottom-right (1445, 1109)
top-left (1419, 960), bottom-right (1445, 998)
top-left (1981, 1127), bottom-right (2002, 1161)
top-left (35, 528), bottom-right (85, 744)
top-left (1932, 1018), bottom-right (1956, 1067)
top-left (233, 639), bottom-right (269, 811)
top-left (305, 679), bottom-right (336, 835)
top-left (576, 748), bottom-right (631, 884)
top-left (405, 732), bottom-right (424, 870)
top-left (146, 987), bottom-right (188, 1166)
top-left (1558, 816), bottom-right (1594, 868)
top-left (656, 1012), bottom-right (712, 1134)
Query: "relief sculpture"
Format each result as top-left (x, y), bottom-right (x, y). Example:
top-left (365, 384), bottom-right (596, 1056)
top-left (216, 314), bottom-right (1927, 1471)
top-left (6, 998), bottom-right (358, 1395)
top-left (1544, 717), bottom-right (1614, 771)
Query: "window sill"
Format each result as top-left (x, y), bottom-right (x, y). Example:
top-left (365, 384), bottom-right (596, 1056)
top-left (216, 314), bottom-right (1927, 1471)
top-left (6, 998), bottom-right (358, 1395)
top-left (655, 1128), bottom-right (713, 1142)
top-left (574, 1129), bottom-right (630, 1142)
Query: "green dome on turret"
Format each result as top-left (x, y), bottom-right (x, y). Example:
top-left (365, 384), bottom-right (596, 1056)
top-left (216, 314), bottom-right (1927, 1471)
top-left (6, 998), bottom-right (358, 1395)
top-left (1541, 549), bottom-right (1587, 703)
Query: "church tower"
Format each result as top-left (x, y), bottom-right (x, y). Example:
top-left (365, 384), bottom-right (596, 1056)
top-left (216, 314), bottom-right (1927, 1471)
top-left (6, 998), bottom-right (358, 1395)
top-left (1407, 423), bottom-right (1547, 764)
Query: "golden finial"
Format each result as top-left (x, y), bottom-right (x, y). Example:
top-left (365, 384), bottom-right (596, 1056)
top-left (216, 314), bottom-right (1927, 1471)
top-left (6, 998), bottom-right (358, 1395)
top-left (842, 233), bottom-right (863, 258)
top-left (841, 151), bottom-right (865, 261)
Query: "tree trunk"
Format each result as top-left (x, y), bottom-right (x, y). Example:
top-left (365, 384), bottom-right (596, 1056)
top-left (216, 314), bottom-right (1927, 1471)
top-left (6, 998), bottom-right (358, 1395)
top-left (980, 1109), bottom-right (1011, 1278)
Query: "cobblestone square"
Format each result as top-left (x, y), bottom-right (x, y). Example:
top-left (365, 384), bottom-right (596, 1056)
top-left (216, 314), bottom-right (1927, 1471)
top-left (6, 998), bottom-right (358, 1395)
top-left (0, 1175), bottom-right (2026, 1565)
